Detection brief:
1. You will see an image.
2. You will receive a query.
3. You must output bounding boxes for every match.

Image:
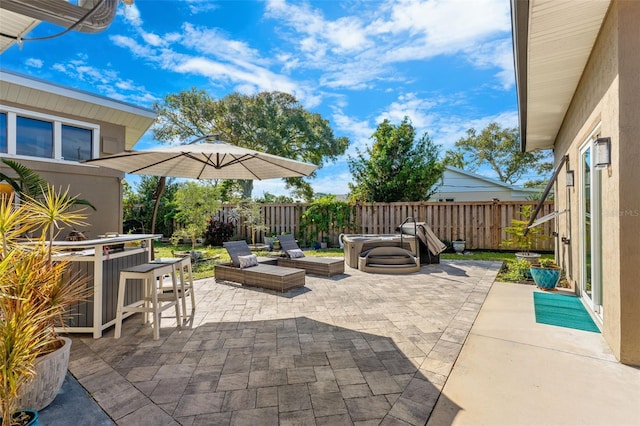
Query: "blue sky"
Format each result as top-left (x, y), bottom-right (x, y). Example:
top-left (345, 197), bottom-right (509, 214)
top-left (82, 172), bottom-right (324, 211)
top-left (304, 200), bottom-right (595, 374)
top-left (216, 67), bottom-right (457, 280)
top-left (1, 0), bottom-right (521, 197)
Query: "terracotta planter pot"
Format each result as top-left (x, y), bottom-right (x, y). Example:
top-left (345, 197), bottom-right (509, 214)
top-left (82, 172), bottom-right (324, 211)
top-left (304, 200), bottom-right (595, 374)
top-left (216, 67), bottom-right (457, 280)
top-left (15, 337), bottom-right (71, 411)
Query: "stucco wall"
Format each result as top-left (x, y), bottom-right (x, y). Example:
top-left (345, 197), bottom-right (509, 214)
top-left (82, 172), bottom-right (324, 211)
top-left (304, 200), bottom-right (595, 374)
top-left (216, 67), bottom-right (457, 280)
top-left (553, 0), bottom-right (640, 365)
top-left (615, 0), bottom-right (640, 365)
top-left (0, 157), bottom-right (124, 238)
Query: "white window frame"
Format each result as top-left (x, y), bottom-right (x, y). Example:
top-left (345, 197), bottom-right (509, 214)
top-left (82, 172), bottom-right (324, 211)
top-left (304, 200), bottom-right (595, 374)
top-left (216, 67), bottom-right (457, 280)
top-left (0, 105), bottom-right (100, 163)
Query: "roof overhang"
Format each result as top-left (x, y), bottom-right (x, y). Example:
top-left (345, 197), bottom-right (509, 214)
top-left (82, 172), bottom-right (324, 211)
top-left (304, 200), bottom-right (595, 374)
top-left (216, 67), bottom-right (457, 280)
top-left (0, 0), bottom-right (122, 54)
top-left (0, 70), bottom-right (156, 149)
top-left (512, 0), bottom-right (611, 152)
top-left (0, 8), bottom-right (40, 53)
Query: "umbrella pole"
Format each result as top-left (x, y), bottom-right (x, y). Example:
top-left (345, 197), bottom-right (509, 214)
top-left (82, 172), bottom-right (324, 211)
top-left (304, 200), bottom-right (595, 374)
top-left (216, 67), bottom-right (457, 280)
top-left (150, 176), bottom-right (166, 260)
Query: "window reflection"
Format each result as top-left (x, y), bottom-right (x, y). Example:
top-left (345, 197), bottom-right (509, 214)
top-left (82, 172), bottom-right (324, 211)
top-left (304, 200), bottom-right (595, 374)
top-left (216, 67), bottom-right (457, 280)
top-left (17, 116), bottom-right (53, 158)
top-left (0, 113), bottom-right (6, 153)
top-left (62, 125), bottom-right (92, 161)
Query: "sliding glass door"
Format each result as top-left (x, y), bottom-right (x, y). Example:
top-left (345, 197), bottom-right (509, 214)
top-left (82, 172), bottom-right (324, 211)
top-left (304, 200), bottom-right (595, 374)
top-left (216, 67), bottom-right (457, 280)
top-left (580, 139), bottom-right (602, 316)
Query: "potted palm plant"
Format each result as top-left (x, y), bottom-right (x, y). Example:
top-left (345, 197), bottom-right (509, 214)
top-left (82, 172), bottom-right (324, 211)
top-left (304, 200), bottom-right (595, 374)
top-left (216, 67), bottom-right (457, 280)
top-left (500, 205), bottom-right (548, 263)
top-left (1, 186), bottom-right (91, 426)
top-left (530, 258), bottom-right (562, 290)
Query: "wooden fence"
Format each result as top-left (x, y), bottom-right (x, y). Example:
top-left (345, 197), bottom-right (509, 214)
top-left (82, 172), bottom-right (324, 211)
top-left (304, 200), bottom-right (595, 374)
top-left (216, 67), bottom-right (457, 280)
top-left (216, 201), bottom-right (555, 251)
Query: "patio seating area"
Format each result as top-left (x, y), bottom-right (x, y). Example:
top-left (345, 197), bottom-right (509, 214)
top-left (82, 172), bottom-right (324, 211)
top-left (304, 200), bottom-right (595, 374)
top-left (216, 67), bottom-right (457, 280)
top-left (215, 241), bottom-right (306, 292)
top-left (276, 234), bottom-right (345, 277)
top-left (65, 260), bottom-right (500, 425)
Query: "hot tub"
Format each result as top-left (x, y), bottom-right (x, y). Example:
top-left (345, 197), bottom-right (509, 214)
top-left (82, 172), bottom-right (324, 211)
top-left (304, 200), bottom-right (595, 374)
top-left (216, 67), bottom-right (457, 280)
top-left (341, 234), bottom-right (418, 269)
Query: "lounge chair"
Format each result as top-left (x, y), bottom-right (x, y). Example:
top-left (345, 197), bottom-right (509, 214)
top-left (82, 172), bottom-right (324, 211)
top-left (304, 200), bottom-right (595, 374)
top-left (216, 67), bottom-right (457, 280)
top-left (276, 234), bottom-right (345, 277)
top-left (215, 241), bottom-right (305, 292)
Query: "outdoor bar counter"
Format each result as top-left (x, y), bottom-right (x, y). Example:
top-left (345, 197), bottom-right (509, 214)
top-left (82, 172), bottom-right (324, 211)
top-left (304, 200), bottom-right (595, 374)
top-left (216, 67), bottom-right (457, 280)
top-left (52, 234), bottom-right (162, 338)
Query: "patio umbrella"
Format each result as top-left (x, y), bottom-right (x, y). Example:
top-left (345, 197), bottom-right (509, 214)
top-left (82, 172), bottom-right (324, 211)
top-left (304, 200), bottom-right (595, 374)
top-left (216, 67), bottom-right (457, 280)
top-left (83, 135), bottom-right (317, 234)
top-left (83, 135), bottom-right (317, 180)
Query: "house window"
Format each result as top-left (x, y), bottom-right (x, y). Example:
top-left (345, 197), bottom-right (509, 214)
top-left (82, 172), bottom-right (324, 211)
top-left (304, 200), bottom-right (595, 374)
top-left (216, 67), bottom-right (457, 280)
top-left (0, 113), bottom-right (6, 153)
top-left (17, 116), bottom-right (53, 158)
top-left (0, 106), bottom-right (99, 162)
top-left (62, 125), bottom-right (93, 161)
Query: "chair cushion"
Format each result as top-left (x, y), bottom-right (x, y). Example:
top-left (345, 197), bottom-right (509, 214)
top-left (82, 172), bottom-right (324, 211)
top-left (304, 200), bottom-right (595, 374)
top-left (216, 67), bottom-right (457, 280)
top-left (287, 248), bottom-right (305, 259)
top-left (238, 254), bottom-right (258, 269)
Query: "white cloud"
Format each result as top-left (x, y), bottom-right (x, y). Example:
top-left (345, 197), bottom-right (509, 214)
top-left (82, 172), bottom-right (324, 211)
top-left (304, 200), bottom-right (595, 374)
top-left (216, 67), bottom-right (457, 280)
top-left (464, 38), bottom-right (515, 89)
top-left (119, 2), bottom-right (142, 27)
top-left (331, 109), bottom-right (375, 154)
top-left (25, 58), bottom-right (43, 68)
top-left (265, 0), bottom-right (513, 91)
top-left (311, 170), bottom-right (352, 196)
top-left (376, 93), bottom-right (437, 130)
top-left (109, 22), bottom-right (329, 107)
top-left (49, 56), bottom-right (158, 106)
top-left (185, 0), bottom-right (219, 15)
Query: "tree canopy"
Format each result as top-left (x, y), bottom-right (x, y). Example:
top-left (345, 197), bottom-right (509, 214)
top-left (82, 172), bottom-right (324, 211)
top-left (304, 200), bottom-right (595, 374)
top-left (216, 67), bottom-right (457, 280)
top-left (348, 118), bottom-right (444, 202)
top-left (152, 89), bottom-right (349, 200)
top-left (443, 122), bottom-right (552, 185)
top-left (170, 181), bottom-right (222, 251)
top-left (123, 176), bottom-right (179, 236)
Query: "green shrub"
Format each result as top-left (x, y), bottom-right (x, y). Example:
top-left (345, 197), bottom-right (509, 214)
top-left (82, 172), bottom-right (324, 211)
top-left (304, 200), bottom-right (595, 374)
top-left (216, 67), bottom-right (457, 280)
top-left (537, 258), bottom-right (557, 268)
top-left (499, 258), bottom-right (532, 282)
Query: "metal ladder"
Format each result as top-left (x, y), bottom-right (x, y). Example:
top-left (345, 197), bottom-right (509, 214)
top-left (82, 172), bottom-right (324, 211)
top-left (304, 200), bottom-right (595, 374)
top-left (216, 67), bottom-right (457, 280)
top-left (399, 216), bottom-right (420, 263)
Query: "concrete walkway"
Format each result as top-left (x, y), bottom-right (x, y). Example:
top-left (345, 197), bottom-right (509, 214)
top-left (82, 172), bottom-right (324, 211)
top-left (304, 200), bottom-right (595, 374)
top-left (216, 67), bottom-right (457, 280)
top-left (428, 282), bottom-right (640, 426)
top-left (66, 260), bottom-right (500, 425)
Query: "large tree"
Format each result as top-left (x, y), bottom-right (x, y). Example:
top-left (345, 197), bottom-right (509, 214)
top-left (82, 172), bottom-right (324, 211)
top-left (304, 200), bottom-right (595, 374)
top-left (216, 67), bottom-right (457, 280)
top-left (348, 118), bottom-right (444, 202)
top-left (443, 122), bottom-right (552, 185)
top-left (153, 89), bottom-right (349, 200)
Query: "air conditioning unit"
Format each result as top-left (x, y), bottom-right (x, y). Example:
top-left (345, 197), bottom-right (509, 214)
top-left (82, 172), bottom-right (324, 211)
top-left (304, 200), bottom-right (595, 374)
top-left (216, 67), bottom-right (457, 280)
top-left (0, 0), bottom-right (121, 33)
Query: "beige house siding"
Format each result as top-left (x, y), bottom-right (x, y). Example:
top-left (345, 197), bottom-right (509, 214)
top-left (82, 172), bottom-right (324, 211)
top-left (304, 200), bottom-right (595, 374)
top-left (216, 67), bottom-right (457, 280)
top-left (553, 1), bottom-right (640, 365)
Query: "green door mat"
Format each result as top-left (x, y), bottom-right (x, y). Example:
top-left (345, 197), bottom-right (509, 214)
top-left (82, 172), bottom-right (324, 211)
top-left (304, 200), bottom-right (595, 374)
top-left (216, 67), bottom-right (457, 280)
top-left (533, 292), bottom-right (600, 333)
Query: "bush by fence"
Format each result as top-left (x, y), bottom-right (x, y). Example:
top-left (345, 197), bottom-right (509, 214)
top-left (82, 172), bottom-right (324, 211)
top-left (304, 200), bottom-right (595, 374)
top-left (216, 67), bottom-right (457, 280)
top-left (214, 201), bottom-right (555, 251)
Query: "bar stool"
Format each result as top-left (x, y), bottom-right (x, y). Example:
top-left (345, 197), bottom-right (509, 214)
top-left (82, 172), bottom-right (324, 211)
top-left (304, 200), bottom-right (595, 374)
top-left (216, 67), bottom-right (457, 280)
top-left (114, 262), bottom-right (181, 340)
top-left (152, 257), bottom-right (195, 324)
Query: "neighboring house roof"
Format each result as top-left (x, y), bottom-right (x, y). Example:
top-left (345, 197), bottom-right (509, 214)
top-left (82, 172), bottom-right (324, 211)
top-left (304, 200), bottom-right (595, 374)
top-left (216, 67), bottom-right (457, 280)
top-left (511, 0), bottom-right (611, 152)
top-left (0, 69), bottom-right (156, 149)
top-left (438, 165), bottom-right (540, 195)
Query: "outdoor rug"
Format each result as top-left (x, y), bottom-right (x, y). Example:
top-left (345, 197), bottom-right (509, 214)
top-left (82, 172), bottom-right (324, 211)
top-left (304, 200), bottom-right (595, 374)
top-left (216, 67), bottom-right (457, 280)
top-left (533, 291), bottom-right (600, 333)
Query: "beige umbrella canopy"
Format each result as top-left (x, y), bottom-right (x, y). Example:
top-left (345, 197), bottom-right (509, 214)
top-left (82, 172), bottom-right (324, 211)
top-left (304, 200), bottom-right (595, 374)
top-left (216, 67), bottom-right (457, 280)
top-left (83, 136), bottom-right (317, 179)
top-left (83, 135), bottom-right (317, 235)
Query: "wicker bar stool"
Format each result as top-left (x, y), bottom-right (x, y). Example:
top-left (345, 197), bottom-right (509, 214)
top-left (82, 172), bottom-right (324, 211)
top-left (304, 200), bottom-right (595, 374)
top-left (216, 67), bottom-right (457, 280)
top-left (114, 262), bottom-right (180, 340)
top-left (152, 257), bottom-right (195, 324)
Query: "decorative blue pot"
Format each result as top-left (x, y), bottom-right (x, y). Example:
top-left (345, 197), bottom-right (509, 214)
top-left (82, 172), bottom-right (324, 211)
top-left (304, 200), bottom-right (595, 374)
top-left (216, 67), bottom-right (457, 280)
top-left (2, 409), bottom-right (39, 426)
top-left (530, 266), bottom-right (561, 290)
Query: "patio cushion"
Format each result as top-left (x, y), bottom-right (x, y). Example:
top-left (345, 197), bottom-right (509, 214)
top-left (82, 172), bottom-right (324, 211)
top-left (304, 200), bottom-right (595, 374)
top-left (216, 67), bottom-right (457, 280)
top-left (287, 248), bottom-right (305, 258)
top-left (238, 254), bottom-right (258, 269)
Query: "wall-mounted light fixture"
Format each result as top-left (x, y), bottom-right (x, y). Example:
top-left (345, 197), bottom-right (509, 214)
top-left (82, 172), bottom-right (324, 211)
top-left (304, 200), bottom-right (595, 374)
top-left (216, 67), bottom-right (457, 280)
top-left (566, 170), bottom-right (575, 187)
top-left (594, 137), bottom-right (611, 169)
